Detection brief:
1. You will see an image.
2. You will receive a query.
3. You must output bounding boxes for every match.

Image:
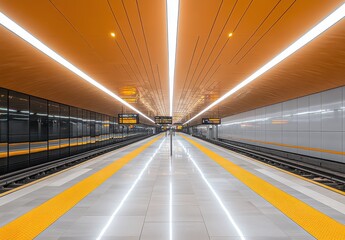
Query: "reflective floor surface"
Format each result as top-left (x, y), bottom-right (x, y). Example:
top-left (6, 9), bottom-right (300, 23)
top-left (0, 133), bottom-right (344, 240)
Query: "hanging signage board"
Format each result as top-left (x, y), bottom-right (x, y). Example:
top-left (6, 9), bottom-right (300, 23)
top-left (155, 116), bottom-right (173, 124)
top-left (118, 114), bottom-right (139, 124)
top-left (202, 118), bottom-right (221, 125)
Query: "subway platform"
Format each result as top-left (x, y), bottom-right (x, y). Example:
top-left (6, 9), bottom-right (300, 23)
top-left (0, 133), bottom-right (345, 239)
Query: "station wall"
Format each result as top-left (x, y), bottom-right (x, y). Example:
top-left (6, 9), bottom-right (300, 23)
top-left (218, 86), bottom-right (345, 164)
top-left (0, 87), bottom-right (151, 175)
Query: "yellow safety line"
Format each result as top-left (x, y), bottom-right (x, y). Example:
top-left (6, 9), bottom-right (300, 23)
top-left (181, 135), bottom-right (345, 239)
top-left (0, 135), bottom-right (161, 240)
top-left (0, 136), bottom-right (154, 198)
top-left (194, 136), bottom-right (345, 197)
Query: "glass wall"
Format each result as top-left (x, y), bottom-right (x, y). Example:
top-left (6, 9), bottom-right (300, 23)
top-left (8, 91), bottom-right (30, 172)
top-left (60, 104), bottom-right (70, 158)
top-left (0, 87), bottom-right (152, 175)
top-left (0, 89), bottom-right (8, 174)
top-left (30, 97), bottom-right (48, 165)
top-left (48, 101), bottom-right (60, 161)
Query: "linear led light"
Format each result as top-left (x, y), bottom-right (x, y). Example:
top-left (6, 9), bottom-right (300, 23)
top-left (167, 0), bottom-right (179, 117)
top-left (96, 138), bottom-right (166, 240)
top-left (178, 140), bottom-right (245, 240)
top-left (0, 12), bottom-right (154, 123)
top-left (184, 3), bottom-right (345, 125)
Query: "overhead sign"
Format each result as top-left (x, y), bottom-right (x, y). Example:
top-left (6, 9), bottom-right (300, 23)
top-left (202, 118), bottom-right (221, 125)
top-left (118, 114), bottom-right (139, 124)
top-left (155, 116), bottom-right (172, 124)
top-left (176, 125), bottom-right (183, 130)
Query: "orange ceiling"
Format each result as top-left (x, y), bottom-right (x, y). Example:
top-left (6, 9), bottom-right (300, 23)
top-left (0, 0), bottom-right (344, 125)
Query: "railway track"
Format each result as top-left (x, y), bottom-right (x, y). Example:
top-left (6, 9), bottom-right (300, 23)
top-left (0, 134), bottom-right (154, 194)
top-left (193, 135), bottom-right (345, 192)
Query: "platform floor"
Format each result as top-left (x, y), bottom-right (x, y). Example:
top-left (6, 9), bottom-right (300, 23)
top-left (0, 133), bottom-right (345, 239)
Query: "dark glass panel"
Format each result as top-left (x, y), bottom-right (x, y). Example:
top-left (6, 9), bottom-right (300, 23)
top-left (30, 97), bottom-right (48, 165)
top-left (109, 116), bottom-right (114, 143)
top-left (8, 91), bottom-right (29, 171)
top-left (90, 112), bottom-right (96, 148)
top-left (0, 89), bottom-right (8, 174)
top-left (60, 104), bottom-right (70, 158)
top-left (69, 107), bottom-right (78, 154)
top-left (95, 113), bottom-right (101, 147)
top-left (48, 101), bottom-right (60, 160)
top-left (83, 110), bottom-right (90, 151)
top-left (77, 108), bottom-right (83, 152)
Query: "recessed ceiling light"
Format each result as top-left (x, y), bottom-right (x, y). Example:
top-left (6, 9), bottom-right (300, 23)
top-left (228, 32), bottom-right (233, 37)
top-left (184, 3), bottom-right (345, 125)
top-left (110, 32), bottom-right (116, 38)
top-left (0, 12), bottom-right (154, 123)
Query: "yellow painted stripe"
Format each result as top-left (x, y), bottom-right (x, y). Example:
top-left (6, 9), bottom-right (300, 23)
top-left (235, 148), bottom-right (345, 196)
top-left (182, 135), bottom-right (345, 239)
top-left (0, 135), bottom-right (161, 240)
top-left (197, 136), bottom-right (345, 196)
top-left (0, 136), bottom-right (151, 198)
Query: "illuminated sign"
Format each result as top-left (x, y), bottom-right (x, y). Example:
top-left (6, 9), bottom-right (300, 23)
top-left (118, 114), bottom-right (139, 124)
top-left (155, 116), bottom-right (172, 124)
top-left (202, 118), bottom-right (221, 125)
top-left (176, 125), bottom-right (183, 130)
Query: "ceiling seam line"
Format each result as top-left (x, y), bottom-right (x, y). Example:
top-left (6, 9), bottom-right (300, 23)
top-left (121, 0), bottom-right (163, 114)
top-left (186, 0), bottom-right (239, 107)
top-left (121, 1), bottom-right (163, 115)
top-left (228, 0), bottom-right (283, 64)
top-left (107, 0), bottom-right (158, 114)
top-left (182, 0), bottom-right (224, 114)
top-left (236, 0), bottom-right (297, 64)
top-left (183, 38), bottom-right (229, 115)
top-left (115, 40), bottom-right (151, 106)
top-left (176, 36), bottom-right (200, 113)
top-left (135, 0), bottom-right (166, 115)
top-left (181, 63), bottom-right (221, 118)
top-left (232, 0), bottom-right (254, 33)
top-left (48, 0), bottom-right (104, 63)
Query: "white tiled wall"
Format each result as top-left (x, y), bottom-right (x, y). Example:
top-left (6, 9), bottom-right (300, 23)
top-left (218, 87), bottom-right (345, 163)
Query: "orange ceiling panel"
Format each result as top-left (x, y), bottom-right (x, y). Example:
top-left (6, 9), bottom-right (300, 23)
top-left (174, 0), bottom-right (345, 124)
top-left (0, 1), bottom-right (344, 125)
top-left (0, 0), bottom-right (168, 121)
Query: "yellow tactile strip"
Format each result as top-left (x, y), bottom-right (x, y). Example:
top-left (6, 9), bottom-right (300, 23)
top-left (0, 135), bottom-right (161, 240)
top-left (182, 135), bottom-right (345, 239)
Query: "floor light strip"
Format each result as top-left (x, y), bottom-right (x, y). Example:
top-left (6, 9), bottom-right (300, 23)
top-left (96, 138), bottom-right (166, 239)
top-left (184, 3), bottom-right (345, 124)
top-left (0, 11), bottom-right (154, 123)
top-left (178, 140), bottom-right (246, 240)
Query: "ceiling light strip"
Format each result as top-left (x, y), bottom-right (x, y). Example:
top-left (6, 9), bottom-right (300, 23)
top-left (0, 11), bottom-right (154, 123)
top-left (184, 3), bottom-right (345, 125)
top-left (167, 0), bottom-right (180, 117)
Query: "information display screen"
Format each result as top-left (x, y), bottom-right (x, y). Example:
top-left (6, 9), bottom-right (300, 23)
top-left (118, 114), bottom-right (139, 124)
top-left (176, 125), bottom-right (183, 130)
top-left (155, 116), bottom-right (172, 124)
top-left (202, 118), bottom-right (221, 125)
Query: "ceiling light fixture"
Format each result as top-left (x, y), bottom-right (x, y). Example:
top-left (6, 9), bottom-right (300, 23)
top-left (110, 32), bottom-right (116, 37)
top-left (167, 0), bottom-right (180, 117)
top-left (228, 32), bottom-right (233, 37)
top-left (0, 12), bottom-right (154, 123)
top-left (184, 3), bottom-right (345, 125)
